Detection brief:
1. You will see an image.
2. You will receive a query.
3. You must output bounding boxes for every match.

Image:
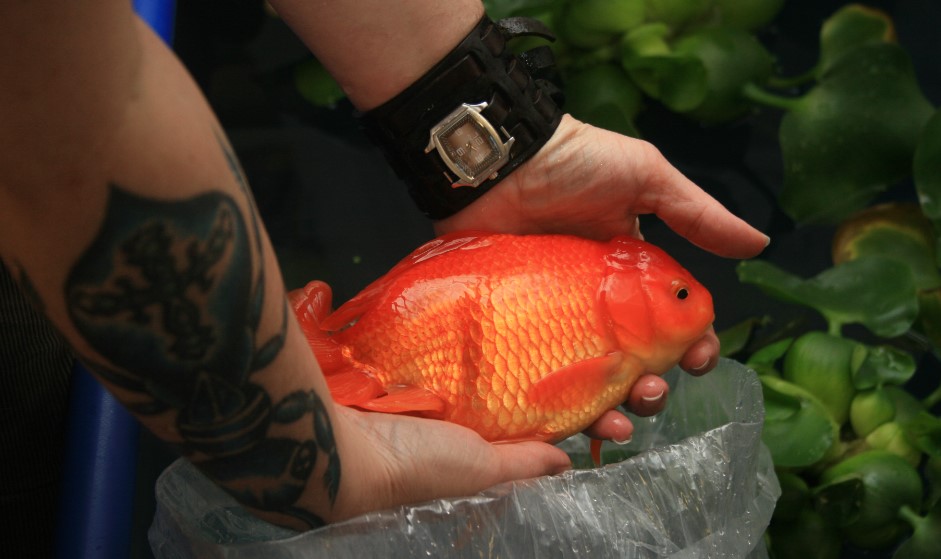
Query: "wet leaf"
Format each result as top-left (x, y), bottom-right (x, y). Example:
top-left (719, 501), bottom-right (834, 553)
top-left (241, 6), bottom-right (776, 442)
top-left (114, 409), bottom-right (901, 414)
top-left (737, 256), bottom-right (919, 338)
top-left (778, 43), bottom-right (934, 223)
top-left (760, 375), bottom-right (838, 468)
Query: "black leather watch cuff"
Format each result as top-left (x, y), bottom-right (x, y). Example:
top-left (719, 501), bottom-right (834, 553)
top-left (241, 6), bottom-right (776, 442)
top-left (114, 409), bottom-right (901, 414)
top-left (360, 15), bottom-right (564, 219)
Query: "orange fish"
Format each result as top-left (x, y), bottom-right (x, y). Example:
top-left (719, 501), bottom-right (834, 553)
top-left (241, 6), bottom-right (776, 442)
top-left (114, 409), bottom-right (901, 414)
top-left (289, 232), bottom-right (713, 455)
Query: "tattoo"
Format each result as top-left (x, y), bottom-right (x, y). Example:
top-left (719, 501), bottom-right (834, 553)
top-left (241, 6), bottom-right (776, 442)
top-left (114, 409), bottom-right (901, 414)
top-left (58, 138), bottom-right (340, 528)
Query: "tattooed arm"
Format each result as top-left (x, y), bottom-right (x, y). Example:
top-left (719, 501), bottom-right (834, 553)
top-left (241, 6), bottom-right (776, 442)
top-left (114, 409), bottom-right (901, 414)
top-left (0, 2), bottom-right (569, 529)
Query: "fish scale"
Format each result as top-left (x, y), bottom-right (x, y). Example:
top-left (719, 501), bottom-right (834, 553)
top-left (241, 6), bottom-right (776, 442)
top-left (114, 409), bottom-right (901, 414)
top-left (290, 232), bottom-right (714, 445)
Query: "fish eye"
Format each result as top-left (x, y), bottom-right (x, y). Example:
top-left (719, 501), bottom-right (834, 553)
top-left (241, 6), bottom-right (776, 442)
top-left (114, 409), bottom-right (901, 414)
top-left (675, 287), bottom-right (689, 300)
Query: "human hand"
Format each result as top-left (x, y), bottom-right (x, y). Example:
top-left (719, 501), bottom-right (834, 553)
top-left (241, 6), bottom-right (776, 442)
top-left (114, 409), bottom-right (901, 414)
top-left (436, 116), bottom-right (766, 440)
top-left (328, 405), bottom-right (571, 522)
top-left (435, 115), bottom-right (769, 257)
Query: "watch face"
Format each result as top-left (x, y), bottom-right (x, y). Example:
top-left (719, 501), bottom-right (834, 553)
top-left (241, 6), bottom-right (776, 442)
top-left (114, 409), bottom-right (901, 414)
top-left (438, 113), bottom-right (502, 179)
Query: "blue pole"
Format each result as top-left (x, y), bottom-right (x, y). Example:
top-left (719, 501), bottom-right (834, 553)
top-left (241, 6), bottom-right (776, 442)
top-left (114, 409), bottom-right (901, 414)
top-left (55, 362), bottom-right (141, 559)
top-left (54, 2), bottom-right (176, 558)
top-left (134, 0), bottom-right (176, 44)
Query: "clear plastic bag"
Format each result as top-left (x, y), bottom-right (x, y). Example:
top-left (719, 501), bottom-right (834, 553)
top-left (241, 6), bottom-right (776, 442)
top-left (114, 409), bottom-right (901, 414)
top-left (149, 358), bottom-right (779, 558)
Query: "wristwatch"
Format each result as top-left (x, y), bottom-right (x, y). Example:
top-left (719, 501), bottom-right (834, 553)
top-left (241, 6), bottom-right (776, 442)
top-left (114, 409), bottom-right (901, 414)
top-left (425, 101), bottom-right (515, 188)
top-left (360, 15), bottom-right (564, 219)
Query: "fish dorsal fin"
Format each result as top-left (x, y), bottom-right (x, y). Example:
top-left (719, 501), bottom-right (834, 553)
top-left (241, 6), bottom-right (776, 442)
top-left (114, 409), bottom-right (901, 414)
top-left (528, 352), bottom-right (627, 412)
top-left (321, 231), bottom-right (496, 332)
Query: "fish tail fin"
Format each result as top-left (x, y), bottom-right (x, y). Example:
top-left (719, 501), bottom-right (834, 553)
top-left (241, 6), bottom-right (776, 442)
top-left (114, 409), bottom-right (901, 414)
top-left (288, 280), bottom-right (346, 371)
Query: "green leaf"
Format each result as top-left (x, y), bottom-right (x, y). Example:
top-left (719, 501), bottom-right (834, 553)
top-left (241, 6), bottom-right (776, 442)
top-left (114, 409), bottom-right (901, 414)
top-left (670, 26), bottom-right (775, 123)
top-left (894, 501), bottom-right (941, 559)
top-left (851, 389), bottom-right (896, 438)
top-left (568, 0), bottom-right (645, 34)
top-left (294, 59), bottom-right (345, 108)
top-left (850, 344), bottom-right (917, 390)
top-left (778, 43), bottom-right (934, 223)
top-left (814, 474), bottom-right (865, 527)
top-left (747, 337), bottom-right (793, 366)
top-left (832, 204), bottom-right (941, 292)
top-left (563, 63), bottom-right (643, 137)
top-left (643, 0), bottom-right (712, 30)
top-left (760, 375), bottom-right (838, 468)
top-left (819, 450), bottom-right (924, 550)
top-left (736, 256), bottom-right (919, 338)
top-left (783, 331), bottom-right (858, 425)
top-left (768, 507), bottom-right (843, 559)
top-left (713, 0), bottom-right (785, 32)
top-left (716, 316), bottom-right (768, 357)
top-left (926, 456), bottom-right (941, 509)
top-left (773, 471), bottom-right (812, 522)
top-left (903, 411), bottom-right (941, 458)
top-left (620, 24), bottom-right (708, 112)
top-left (818, 4), bottom-right (896, 75)
top-left (914, 109), bottom-right (941, 222)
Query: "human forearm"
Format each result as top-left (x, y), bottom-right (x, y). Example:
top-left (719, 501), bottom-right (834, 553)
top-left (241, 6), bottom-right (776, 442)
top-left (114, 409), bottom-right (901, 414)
top-left (0, 6), bottom-right (347, 529)
top-left (267, 0), bottom-right (484, 110)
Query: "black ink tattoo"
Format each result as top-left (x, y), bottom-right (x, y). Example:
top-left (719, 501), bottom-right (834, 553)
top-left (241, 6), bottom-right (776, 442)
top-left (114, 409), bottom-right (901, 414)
top-left (60, 139), bottom-right (340, 528)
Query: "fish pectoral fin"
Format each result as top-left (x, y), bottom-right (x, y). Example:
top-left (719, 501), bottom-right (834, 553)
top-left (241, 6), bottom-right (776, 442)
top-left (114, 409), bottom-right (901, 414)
top-left (528, 352), bottom-right (626, 412)
top-left (326, 370), bottom-right (385, 406)
top-left (590, 438), bottom-right (603, 467)
top-left (358, 385), bottom-right (447, 417)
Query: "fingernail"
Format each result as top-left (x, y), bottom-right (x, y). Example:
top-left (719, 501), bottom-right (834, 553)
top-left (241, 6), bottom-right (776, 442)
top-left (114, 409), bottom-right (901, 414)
top-left (613, 436), bottom-right (632, 445)
top-left (692, 357), bottom-right (711, 371)
top-left (762, 235), bottom-right (771, 248)
top-left (641, 389), bottom-right (665, 402)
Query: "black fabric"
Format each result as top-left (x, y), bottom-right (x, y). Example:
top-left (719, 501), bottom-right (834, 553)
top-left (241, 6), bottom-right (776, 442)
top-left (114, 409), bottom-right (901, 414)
top-left (0, 261), bottom-right (74, 558)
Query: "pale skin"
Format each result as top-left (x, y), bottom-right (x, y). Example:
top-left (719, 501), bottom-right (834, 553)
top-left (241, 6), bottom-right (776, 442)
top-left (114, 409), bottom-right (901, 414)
top-left (0, 0), bottom-right (767, 529)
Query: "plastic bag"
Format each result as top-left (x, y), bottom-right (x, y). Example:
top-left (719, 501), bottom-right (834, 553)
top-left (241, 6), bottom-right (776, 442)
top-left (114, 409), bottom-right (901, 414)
top-left (149, 359), bottom-right (779, 558)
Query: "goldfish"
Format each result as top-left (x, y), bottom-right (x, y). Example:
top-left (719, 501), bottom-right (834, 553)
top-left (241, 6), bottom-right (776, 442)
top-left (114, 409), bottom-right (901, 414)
top-left (289, 232), bottom-right (713, 456)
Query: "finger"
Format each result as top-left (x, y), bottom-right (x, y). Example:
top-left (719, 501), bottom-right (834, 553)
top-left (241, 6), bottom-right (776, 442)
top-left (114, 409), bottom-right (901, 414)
top-left (491, 441), bottom-right (572, 478)
top-left (581, 409), bottom-right (634, 443)
top-left (625, 374), bottom-right (669, 417)
top-left (679, 327), bottom-right (720, 376)
top-left (635, 142), bottom-right (770, 259)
